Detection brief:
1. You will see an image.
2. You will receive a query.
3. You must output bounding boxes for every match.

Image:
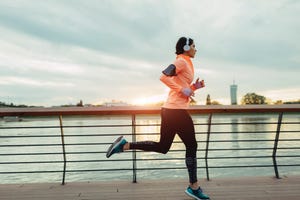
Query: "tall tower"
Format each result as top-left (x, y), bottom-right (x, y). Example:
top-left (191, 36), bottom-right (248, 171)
top-left (230, 80), bottom-right (238, 105)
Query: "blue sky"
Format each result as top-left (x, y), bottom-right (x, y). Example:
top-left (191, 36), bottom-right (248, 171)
top-left (0, 0), bottom-right (299, 106)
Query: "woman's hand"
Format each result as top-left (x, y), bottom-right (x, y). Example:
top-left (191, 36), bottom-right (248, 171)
top-left (193, 78), bottom-right (205, 89)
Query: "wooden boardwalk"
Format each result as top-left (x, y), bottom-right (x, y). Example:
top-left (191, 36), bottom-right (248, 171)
top-left (1, 176), bottom-right (299, 200)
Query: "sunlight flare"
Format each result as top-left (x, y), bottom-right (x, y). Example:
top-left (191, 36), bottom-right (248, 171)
top-left (132, 94), bottom-right (166, 106)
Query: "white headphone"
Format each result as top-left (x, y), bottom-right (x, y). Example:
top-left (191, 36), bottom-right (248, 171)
top-left (183, 37), bottom-right (190, 51)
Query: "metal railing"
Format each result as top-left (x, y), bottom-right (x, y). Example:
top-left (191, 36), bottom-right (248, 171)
top-left (0, 105), bottom-right (299, 185)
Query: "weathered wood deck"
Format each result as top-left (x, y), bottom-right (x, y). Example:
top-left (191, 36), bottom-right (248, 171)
top-left (1, 176), bottom-right (299, 200)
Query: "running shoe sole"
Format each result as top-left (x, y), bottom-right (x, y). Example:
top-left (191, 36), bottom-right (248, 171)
top-left (185, 189), bottom-right (199, 200)
top-left (106, 136), bottom-right (124, 158)
top-left (185, 189), bottom-right (209, 200)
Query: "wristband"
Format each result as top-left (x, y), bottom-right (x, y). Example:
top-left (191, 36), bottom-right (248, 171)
top-left (182, 88), bottom-right (193, 97)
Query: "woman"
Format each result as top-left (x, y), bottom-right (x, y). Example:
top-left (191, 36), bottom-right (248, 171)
top-left (106, 37), bottom-right (210, 200)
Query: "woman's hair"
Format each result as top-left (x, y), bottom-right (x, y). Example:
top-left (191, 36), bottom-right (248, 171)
top-left (175, 37), bottom-right (194, 55)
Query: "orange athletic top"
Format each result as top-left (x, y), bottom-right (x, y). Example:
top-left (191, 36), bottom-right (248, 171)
top-left (160, 54), bottom-right (196, 109)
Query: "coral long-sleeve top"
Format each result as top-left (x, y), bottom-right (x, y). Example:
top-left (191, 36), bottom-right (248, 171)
top-left (160, 54), bottom-right (195, 109)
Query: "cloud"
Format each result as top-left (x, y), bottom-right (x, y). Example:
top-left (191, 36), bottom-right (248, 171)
top-left (0, 76), bottom-right (74, 88)
top-left (182, 0), bottom-right (300, 69)
top-left (0, 0), bottom-right (299, 106)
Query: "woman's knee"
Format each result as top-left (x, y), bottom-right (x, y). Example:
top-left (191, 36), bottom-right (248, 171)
top-left (159, 146), bottom-right (170, 154)
top-left (157, 143), bottom-right (171, 154)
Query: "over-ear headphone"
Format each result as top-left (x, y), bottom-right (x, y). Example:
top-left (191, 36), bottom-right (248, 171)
top-left (183, 37), bottom-right (190, 51)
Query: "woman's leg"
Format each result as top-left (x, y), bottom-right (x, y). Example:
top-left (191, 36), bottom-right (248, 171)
top-left (176, 110), bottom-right (198, 186)
top-left (128, 108), bottom-right (177, 154)
top-left (130, 108), bottom-right (199, 185)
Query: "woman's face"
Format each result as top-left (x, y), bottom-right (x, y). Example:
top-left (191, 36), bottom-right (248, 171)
top-left (186, 42), bottom-right (197, 58)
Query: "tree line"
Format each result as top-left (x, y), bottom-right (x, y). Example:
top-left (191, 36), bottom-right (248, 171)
top-left (206, 93), bottom-right (300, 105)
top-left (0, 101), bottom-right (30, 108)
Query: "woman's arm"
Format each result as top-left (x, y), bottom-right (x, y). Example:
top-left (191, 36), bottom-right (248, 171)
top-left (160, 74), bottom-right (183, 93)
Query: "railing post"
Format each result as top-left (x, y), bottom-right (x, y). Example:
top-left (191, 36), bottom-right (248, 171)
top-left (131, 114), bottom-right (137, 183)
top-left (59, 115), bottom-right (67, 185)
top-left (272, 112), bottom-right (283, 179)
top-left (205, 113), bottom-right (212, 181)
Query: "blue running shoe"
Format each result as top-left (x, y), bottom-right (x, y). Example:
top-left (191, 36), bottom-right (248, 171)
top-left (106, 136), bottom-right (127, 158)
top-left (185, 186), bottom-right (210, 200)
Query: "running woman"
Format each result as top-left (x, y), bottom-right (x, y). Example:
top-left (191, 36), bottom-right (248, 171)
top-left (106, 37), bottom-right (210, 200)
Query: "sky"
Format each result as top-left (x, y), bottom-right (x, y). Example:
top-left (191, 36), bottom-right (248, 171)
top-left (0, 0), bottom-right (299, 106)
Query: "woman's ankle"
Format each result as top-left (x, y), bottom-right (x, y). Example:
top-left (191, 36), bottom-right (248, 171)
top-left (123, 142), bottom-right (130, 151)
top-left (190, 182), bottom-right (199, 190)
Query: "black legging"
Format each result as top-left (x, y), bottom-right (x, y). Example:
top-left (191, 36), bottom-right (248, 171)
top-left (129, 108), bottom-right (198, 184)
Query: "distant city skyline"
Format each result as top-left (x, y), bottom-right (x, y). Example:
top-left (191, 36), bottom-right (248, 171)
top-left (0, 0), bottom-right (299, 107)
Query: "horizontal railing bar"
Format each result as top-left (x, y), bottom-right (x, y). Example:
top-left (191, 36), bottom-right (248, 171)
top-left (0, 133), bottom-right (135, 138)
top-left (0, 152), bottom-right (65, 156)
top-left (0, 167), bottom-right (278, 174)
top-left (202, 147), bottom-right (300, 151)
top-left (1, 131), bottom-right (299, 139)
top-left (208, 139), bottom-right (300, 142)
top-left (199, 122), bottom-right (300, 125)
top-left (1, 105), bottom-right (300, 117)
top-left (2, 147), bottom-right (299, 155)
top-left (3, 121), bottom-right (296, 127)
top-left (0, 123), bottom-right (286, 130)
top-left (2, 164), bottom-right (300, 175)
top-left (123, 164), bottom-right (300, 170)
top-left (2, 155), bottom-right (300, 165)
top-left (205, 164), bottom-right (300, 168)
top-left (205, 155), bottom-right (300, 159)
top-left (201, 131), bottom-right (299, 134)
top-left (2, 148), bottom-right (299, 158)
top-left (0, 161), bottom-right (64, 164)
top-left (0, 171), bottom-right (65, 174)
top-left (196, 122), bottom-right (297, 126)
top-left (1, 131), bottom-right (299, 140)
top-left (0, 124), bottom-right (133, 129)
top-left (2, 139), bottom-right (299, 148)
top-left (1, 121), bottom-right (299, 130)
top-left (1, 152), bottom-right (300, 161)
top-left (0, 156), bottom-right (275, 165)
top-left (0, 144), bottom-right (68, 147)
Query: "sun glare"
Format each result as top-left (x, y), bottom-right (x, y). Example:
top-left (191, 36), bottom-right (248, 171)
top-left (132, 95), bottom-right (166, 106)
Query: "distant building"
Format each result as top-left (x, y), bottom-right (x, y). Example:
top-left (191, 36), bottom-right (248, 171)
top-left (104, 100), bottom-right (129, 107)
top-left (206, 94), bottom-right (211, 105)
top-left (230, 81), bottom-right (238, 105)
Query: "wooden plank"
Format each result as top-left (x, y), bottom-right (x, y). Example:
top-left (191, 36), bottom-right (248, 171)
top-left (0, 176), bottom-right (299, 200)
